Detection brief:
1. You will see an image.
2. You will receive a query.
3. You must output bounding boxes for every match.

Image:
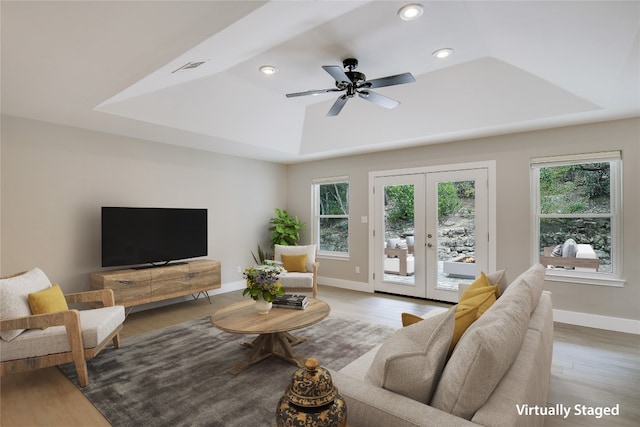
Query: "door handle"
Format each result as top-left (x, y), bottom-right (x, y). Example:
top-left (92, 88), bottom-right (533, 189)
top-left (427, 243), bottom-right (433, 248)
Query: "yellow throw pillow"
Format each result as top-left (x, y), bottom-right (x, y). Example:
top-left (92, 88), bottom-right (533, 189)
top-left (461, 289), bottom-right (497, 318)
top-left (401, 312), bottom-right (424, 327)
top-left (28, 284), bottom-right (69, 315)
top-left (448, 284), bottom-right (498, 356)
top-left (460, 272), bottom-right (499, 301)
top-left (280, 254), bottom-right (307, 273)
top-left (449, 304), bottom-right (479, 356)
top-left (460, 284), bottom-right (499, 301)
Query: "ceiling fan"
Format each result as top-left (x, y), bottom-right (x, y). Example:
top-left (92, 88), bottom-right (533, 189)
top-left (286, 58), bottom-right (415, 117)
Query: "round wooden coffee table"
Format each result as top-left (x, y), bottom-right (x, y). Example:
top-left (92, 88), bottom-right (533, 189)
top-left (210, 298), bottom-right (330, 374)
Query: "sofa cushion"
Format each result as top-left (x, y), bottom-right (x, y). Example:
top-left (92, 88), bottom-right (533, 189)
top-left (510, 263), bottom-right (545, 314)
top-left (274, 245), bottom-right (316, 273)
top-left (471, 293), bottom-right (554, 427)
top-left (365, 309), bottom-right (454, 404)
top-left (0, 268), bottom-right (52, 341)
top-left (562, 238), bottom-right (578, 258)
top-left (0, 305), bottom-right (125, 362)
top-left (431, 264), bottom-right (544, 419)
top-left (280, 254), bottom-right (307, 273)
top-left (28, 284), bottom-right (69, 317)
top-left (280, 272), bottom-right (314, 289)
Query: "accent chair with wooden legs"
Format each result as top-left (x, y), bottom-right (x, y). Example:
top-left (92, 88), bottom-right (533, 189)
top-left (0, 268), bottom-right (125, 387)
top-left (273, 244), bottom-right (319, 298)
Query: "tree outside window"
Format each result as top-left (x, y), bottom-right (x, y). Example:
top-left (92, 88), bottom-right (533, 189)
top-left (532, 152), bottom-right (621, 279)
top-left (313, 180), bottom-right (349, 255)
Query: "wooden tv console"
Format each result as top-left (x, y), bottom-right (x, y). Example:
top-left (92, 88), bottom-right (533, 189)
top-left (90, 259), bottom-right (221, 308)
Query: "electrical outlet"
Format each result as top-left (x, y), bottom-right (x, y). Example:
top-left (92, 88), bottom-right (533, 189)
top-left (237, 265), bottom-right (242, 273)
top-left (355, 266), bottom-right (360, 274)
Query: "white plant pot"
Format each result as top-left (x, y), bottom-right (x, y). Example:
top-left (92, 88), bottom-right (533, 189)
top-left (254, 295), bottom-right (273, 314)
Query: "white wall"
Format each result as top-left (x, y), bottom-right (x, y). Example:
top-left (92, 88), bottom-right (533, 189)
top-left (286, 118), bottom-right (640, 325)
top-left (0, 116), bottom-right (287, 293)
top-left (2, 115), bottom-right (638, 329)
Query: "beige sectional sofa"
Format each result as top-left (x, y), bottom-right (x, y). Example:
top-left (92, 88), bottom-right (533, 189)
top-left (331, 263), bottom-right (553, 427)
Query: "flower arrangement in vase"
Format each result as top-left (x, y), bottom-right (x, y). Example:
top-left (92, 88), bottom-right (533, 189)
top-left (242, 261), bottom-right (286, 313)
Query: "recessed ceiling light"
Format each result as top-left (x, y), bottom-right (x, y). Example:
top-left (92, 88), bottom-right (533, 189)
top-left (432, 48), bottom-right (453, 59)
top-left (259, 65), bottom-right (279, 75)
top-left (398, 3), bottom-right (423, 21)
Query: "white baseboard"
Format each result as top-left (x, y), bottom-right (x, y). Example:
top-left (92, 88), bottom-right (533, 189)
top-left (318, 276), bottom-right (373, 293)
top-left (208, 280), bottom-right (246, 294)
top-left (553, 309), bottom-right (640, 335)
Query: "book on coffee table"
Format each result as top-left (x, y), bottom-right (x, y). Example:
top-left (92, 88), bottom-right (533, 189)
top-left (273, 294), bottom-right (308, 310)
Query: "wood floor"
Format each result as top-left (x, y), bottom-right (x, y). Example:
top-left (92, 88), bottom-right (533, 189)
top-left (1, 285), bottom-right (638, 426)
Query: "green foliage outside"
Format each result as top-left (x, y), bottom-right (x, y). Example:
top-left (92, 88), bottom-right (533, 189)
top-left (537, 162), bottom-right (612, 271)
top-left (384, 181), bottom-right (476, 233)
top-left (437, 182), bottom-right (460, 219)
top-left (385, 185), bottom-right (414, 223)
top-left (318, 182), bottom-right (349, 253)
top-left (319, 182), bottom-right (349, 215)
top-left (539, 163), bottom-right (610, 214)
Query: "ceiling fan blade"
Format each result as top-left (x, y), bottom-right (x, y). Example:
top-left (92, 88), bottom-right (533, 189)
top-left (322, 65), bottom-right (351, 84)
top-left (358, 91), bottom-right (400, 109)
top-left (365, 72), bottom-right (415, 89)
top-left (327, 95), bottom-right (349, 117)
top-left (286, 88), bottom-right (342, 98)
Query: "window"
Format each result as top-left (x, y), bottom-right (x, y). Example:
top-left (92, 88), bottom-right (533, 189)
top-left (312, 177), bottom-right (349, 257)
top-left (531, 151), bottom-right (622, 285)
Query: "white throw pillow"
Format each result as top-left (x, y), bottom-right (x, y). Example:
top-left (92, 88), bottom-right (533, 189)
top-left (365, 308), bottom-right (455, 404)
top-left (0, 268), bottom-right (52, 341)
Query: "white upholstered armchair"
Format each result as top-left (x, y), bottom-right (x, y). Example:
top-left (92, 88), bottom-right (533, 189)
top-left (0, 268), bottom-right (125, 387)
top-left (273, 244), bottom-right (319, 298)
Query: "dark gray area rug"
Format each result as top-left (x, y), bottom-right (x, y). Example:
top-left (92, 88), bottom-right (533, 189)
top-left (60, 314), bottom-right (395, 427)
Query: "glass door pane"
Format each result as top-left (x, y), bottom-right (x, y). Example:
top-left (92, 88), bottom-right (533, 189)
top-left (426, 169), bottom-right (488, 302)
top-left (436, 180), bottom-right (477, 291)
top-left (374, 174), bottom-right (425, 298)
top-left (383, 183), bottom-right (416, 285)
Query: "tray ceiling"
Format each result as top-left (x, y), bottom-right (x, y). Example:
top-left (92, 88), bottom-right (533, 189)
top-left (2, 1), bottom-right (638, 163)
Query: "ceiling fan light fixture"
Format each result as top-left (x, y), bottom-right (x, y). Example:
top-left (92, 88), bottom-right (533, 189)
top-left (432, 48), bottom-right (453, 59)
top-left (398, 3), bottom-right (423, 21)
top-left (259, 65), bottom-right (279, 75)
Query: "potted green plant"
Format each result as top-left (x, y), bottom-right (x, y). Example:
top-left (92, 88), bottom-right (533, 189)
top-left (269, 208), bottom-right (306, 247)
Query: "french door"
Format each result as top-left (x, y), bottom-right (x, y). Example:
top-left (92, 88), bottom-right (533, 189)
top-left (373, 167), bottom-right (490, 302)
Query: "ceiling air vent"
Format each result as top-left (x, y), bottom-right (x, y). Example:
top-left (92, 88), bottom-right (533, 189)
top-left (172, 61), bottom-right (207, 74)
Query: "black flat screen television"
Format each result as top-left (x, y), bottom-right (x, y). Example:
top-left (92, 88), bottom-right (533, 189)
top-left (101, 207), bottom-right (207, 268)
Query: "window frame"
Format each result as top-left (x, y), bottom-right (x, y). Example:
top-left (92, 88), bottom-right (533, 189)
top-left (530, 151), bottom-right (624, 287)
top-left (312, 176), bottom-right (350, 259)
